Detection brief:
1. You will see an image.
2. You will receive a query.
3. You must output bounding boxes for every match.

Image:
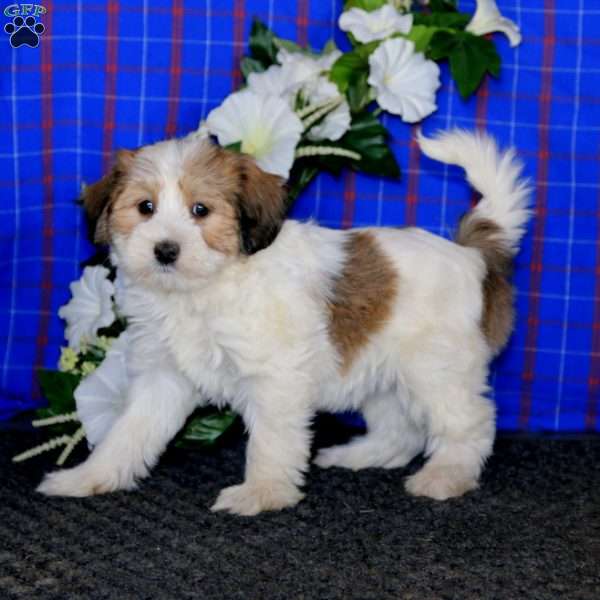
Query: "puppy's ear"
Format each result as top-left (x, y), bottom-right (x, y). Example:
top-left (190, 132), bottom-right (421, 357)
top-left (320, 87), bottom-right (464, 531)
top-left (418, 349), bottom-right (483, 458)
top-left (235, 156), bottom-right (288, 255)
top-left (82, 150), bottom-right (135, 244)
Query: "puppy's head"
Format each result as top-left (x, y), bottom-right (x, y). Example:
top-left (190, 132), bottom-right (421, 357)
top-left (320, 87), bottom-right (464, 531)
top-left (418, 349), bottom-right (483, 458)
top-left (83, 135), bottom-right (287, 291)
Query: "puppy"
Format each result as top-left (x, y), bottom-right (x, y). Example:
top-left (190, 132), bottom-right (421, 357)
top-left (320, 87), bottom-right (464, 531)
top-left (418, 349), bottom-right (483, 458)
top-left (38, 129), bottom-right (531, 515)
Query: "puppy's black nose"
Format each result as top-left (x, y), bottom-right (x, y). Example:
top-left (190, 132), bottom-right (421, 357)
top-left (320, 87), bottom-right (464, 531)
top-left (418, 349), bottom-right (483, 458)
top-left (154, 240), bottom-right (180, 265)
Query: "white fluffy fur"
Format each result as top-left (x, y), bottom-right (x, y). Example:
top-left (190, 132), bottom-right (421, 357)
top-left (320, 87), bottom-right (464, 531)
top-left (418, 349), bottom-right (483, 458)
top-left (38, 130), bottom-right (530, 515)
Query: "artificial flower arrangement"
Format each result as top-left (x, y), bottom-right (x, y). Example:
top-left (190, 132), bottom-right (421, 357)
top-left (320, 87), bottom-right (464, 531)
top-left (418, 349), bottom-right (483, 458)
top-left (14, 0), bottom-right (521, 465)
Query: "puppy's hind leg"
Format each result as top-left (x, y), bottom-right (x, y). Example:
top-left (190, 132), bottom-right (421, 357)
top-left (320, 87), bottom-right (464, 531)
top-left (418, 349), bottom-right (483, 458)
top-left (404, 371), bottom-right (495, 501)
top-left (37, 366), bottom-right (196, 497)
top-left (314, 390), bottom-right (425, 471)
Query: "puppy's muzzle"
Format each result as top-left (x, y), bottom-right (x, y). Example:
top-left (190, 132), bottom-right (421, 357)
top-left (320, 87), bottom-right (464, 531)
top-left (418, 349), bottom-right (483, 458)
top-left (154, 240), bottom-right (180, 266)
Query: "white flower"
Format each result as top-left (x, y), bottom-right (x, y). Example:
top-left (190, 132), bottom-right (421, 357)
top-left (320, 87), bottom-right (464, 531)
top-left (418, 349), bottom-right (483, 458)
top-left (305, 77), bottom-right (351, 142)
top-left (206, 89), bottom-right (303, 178)
top-left (247, 64), bottom-right (295, 99)
top-left (277, 47), bottom-right (342, 79)
top-left (247, 48), bottom-right (342, 103)
top-left (246, 49), bottom-right (349, 141)
top-left (466, 0), bottom-right (522, 47)
top-left (74, 331), bottom-right (129, 447)
top-left (58, 266), bottom-right (115, 351)
top-left (368, 38), bottom-right (440, 123)
top-left (339, 5), bottom-right (413, 44)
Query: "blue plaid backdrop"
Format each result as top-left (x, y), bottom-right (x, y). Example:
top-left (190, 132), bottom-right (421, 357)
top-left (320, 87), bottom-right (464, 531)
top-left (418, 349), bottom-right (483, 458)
top-left (0, 1), bottom-right (599, 432)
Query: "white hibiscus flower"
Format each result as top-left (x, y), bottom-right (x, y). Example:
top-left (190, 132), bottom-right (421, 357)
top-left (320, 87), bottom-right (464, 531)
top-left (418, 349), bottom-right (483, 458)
top-left (58, 266), bottom-right (115, 351)
top-left (339, 5), bottom-right (413, 44)
top-left (206, 89), bottom-right (303, 178)
top-left (466, 0), bottom-right (522, 47)
top-left (368, 38), bottom-right (440, 123)
top-left (74, 331), bottom-right (129, 448)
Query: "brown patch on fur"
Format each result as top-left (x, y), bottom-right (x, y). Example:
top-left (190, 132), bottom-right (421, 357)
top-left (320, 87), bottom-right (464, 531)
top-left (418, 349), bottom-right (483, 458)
top-left (82, 149), bottom-right (136, 244)
top-left (234, 155), bottom-right (287, 254)
top-left (456, 216), bottom-right (514, 353)
top-left (329, 231), bottom-right (398, 372)
top-left (181, 145), bottom-right (244, 255)
top-left (182, 144), bottom-right (287, 255)
top-left (110, 179), bottom-right (161, 237)
top-left (86, 140), bottom-right (286, 254)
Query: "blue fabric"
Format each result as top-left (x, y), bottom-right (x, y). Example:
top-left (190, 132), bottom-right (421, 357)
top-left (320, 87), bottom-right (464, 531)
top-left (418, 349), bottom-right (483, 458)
top-left (1, 0), bottom-right (599, 431)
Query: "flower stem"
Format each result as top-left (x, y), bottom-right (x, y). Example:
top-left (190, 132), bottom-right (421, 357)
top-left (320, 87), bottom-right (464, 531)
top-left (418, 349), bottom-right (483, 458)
top-left (301, 98), bottom-right (343, 131)
top-left (12, 434), bottom-right (73, 463)
top-left (296, 98), bottom-right (340, 119)
top-left (295, 145), bottom-right (361, 161)
top-left (32, 411), bottom-right (80, 428)
top-left (56, 426), bottom-right (86, 466)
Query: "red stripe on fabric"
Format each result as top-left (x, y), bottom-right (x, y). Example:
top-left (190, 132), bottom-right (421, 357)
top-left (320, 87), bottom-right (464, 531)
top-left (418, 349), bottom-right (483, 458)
top-left (165, 0), bottom-right (184, 138)
top-left (342, 170), bottom-right (356, 229)
top-left (405, 126), bottom-right (420, 226)
top-left (585, 181), bottom-right (600, 429)
top-left (33, 1), bottom-right (54, 397)
top-left (520, 3), bottom-right (556, 429)
top-left (232, 0), bottom-right (245, 89)
top-left (296, 0), bottom-right (310, 47)
top-left (102, 1), bottom-right (119, 172)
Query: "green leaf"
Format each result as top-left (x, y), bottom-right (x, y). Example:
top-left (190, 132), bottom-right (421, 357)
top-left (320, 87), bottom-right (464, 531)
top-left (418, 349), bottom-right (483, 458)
top-left (329, 41), bottom-right (379, 94)
top-left (429, 30), bottom-right (500, 98)
top-left (37, 369), bottom-right (80, 416)
top-left (274, 36), bottom-right (312, 56)
top-left (224, 141), bottom-right (242, 153)
top-left (248, 19), bottom-right (278, 67)
top-left (344, 0), bottom-right (387, 11)
top-left (340, 112), bottom-right (400, 177)
top-left (412, 11), bottom-right (470, 30)
top-left (406, 25), bottom-right (440, 54)
top-left (346, 70), bottom-right (371, 113)
top-left (240, 56), bottom-right (266, 79)
top-left (176, 410), bottom-right (237, 448)
top-left (428, 29), bottom-right (459, 60)
top-left (294, 112), bottom-right (400, 180)
top-left (428, 0), bottom-right (458, 12)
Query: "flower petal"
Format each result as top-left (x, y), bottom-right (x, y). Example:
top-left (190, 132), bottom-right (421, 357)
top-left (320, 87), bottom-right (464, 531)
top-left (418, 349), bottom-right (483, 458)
top-left (75, 331), bottom-right (130, 447)
top-left (305, 77), bottom-right (351, 142)
top-left (368, 38), bottom-right (440, 123)
top-left (339, 5), bottom-right (413, 44)
top-left (466, 0), bottom-right (522, 47)
top-left (206, 90), bottom-right (303, 178)
top-left (58, 266), bottom-right (115, 350)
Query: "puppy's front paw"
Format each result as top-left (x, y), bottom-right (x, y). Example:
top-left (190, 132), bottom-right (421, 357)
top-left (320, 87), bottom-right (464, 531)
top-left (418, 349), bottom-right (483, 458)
top-left (211, 481), bottom-right (304, 516)
top-left (405, 465), bottom-right (478, 501)
top-left (36, 463), bottom-right (138, 497)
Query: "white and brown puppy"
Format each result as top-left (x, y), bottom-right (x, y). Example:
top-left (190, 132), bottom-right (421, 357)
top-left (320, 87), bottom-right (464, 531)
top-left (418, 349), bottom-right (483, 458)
top-left (37, 129), bottom-right (531, 515)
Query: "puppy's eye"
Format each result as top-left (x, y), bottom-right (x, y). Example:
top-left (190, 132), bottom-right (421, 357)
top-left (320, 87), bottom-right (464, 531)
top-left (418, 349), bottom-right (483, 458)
top-left (138, 200), bottom-right (154, 215)
top-left (191, 203), bottom-right (209, 218)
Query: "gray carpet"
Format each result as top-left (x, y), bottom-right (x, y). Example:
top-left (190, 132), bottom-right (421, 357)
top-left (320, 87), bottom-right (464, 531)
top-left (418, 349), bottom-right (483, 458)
top-left (1, 418), bottom-right (599, 600)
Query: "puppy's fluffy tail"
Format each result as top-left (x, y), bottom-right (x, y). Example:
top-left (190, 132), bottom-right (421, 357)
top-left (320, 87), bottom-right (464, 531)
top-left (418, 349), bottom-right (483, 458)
top-left (417, 129), bottom-right (532, 353)
top-left (417, 129), bottom-right (531, 257)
